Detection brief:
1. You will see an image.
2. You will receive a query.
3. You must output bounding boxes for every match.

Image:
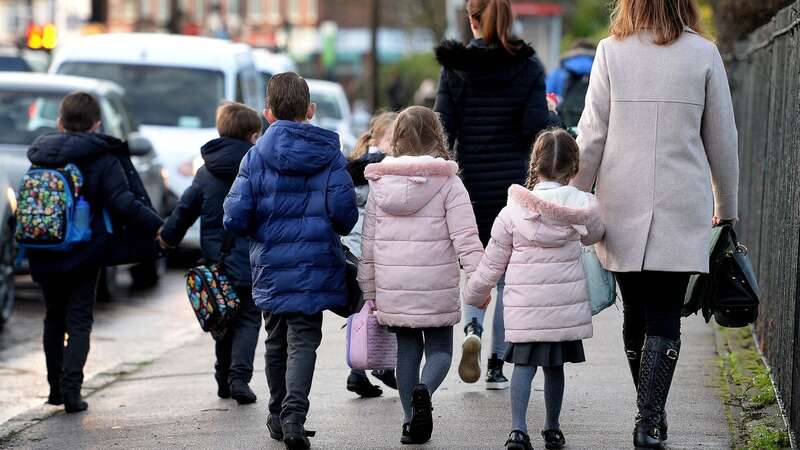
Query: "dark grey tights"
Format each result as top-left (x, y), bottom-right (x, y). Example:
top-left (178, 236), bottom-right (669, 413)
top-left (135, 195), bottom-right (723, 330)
top-left (395, 327), bottom-right (454, 423)
top-left (510, 364), bottom-right (565, 433)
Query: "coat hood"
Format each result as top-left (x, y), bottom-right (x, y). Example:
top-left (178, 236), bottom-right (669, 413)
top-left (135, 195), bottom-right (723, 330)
top-left (365, 156), bottom-right (458, 216)
top-left (27, 132), bottom-right (122, 167)
top-left (561, 53), bottom-right (594, 76)
top-left (508, 184), bottom-right (596, 247)
top-left (201, 137), bottom-right (252, 181)
top-left (435, 38), bottom-right (536, 84)
top-left (347, 151), bottom-right (386, 187)
top-left (257, 120), bottom-right (341, 176)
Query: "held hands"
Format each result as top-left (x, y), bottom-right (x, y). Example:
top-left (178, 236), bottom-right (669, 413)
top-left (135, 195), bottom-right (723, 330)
top-left (156, 227), bottom-right (172, 250)
top-left (712, 216), bottom-right (738, 226)
top-left (477, 296), bottom-right (492, 310)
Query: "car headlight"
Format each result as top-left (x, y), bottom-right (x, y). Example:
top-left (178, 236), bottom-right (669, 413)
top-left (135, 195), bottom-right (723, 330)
top-left (6, 187), bottom-right (16, 213)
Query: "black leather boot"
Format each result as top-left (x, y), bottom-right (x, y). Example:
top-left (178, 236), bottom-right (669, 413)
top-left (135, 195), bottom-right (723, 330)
top-left (627, 345), bottom-right (668, 441)
top-left (633, 337), bottom-right (680, 450)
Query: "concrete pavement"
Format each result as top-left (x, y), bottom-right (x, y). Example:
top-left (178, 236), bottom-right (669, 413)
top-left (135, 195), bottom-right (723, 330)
top-left (1, 300), bottom-right (729, 449)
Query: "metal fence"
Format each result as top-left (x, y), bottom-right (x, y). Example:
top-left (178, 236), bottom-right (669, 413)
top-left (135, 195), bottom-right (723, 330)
top-left (727, 0), bottom-right (800, 438)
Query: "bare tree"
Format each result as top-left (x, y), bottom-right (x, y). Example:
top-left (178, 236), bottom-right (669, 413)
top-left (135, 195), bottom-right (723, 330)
top-left (710, 0), bottom-right (793, 51)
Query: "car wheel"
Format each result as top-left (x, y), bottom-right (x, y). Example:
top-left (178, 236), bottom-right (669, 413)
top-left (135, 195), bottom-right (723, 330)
top-left (97, 266), bottom-right (117, 303)
top-left (0, 222), bottom-right (16, 331)
top-left (130, 258), bottom-right (165, 290)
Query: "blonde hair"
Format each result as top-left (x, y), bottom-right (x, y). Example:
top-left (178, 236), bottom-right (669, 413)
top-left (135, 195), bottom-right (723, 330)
top-left (216, 102), bottom-right (262, 141)
top-left (610, 0), bottom-right (705, 46)
top-left (350, 112), bottom-right (398, 160)
top-left (526, 128), bottom-right (580, 188)
top-left (390, 106), bottom-right (450, 160)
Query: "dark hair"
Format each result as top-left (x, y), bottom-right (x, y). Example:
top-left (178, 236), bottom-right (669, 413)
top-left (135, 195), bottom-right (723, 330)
top-left (59, 91), bottom-right (101, 132)
top-left (390, 106), bottom-right (450, 160)
top-left (216, 102), bottom-right (261, 141)
top-left (526, 128), bottom-right (580, 188)
top-left (267, 72), bottom-right (310, 121)
top-left (467, 0), bottom-right (520, 55)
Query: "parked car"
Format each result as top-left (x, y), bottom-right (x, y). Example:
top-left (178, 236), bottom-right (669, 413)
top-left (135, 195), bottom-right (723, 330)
top-left (306, 79), bottom-right (357, 155)
top-left (0, 47), bottom-right (49, 73)
top-left (0, 166), bottom-right (15, 330)
top-left (0, 72), bottom-right (168, 299)
top-left (50, 33), bottom-right (264, 247)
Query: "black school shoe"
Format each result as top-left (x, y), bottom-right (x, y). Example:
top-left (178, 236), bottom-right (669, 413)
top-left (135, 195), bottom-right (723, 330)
top-left (409, 384), bottom-right (433, 443)
top-left (63, 393), bottom-right (88, 413)
top-left (47, 386), bottom-right (63, 406)
top-left (506, 430), bottom-right (534, 450)
top-left (230, 379), bottom-right (257, 405)
top-left (346, 371), bottom-right (383, 398)
top-left (216, 373), bottom-right (231, 399)
top-left (541, 429), bottom-right (565, 449)
top-left (283, 423), bottom-right (312, 450)
top-left (267, 415), bottom-right (283, 441)
top-left (371, 369), bottom-right (398, 390)
top-left (486, 354), bottom-right (509, 390)
top-left (400, 423), bottom-right (416, 445)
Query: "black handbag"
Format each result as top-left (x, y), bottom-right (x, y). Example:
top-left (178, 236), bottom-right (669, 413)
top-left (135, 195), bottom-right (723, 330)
top-left (330, 244), bottom-right (364, 319)
top-left (683, 224), bottom-right (760, 327)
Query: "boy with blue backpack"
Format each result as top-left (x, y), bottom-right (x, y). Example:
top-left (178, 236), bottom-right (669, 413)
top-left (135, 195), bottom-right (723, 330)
top-left (224, 72), bottom-right (358, 450)
top-left (18, 92), bottom-right (163, 413)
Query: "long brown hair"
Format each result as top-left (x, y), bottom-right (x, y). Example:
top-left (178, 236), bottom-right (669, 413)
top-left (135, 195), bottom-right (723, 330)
top-left (467, 0), bottom-right (520, 55)
top-left (526, 128), bottom-right (580, 188)
top-left (390, 106), bottom-right (450, 160)
top-left (350, 112), bottom-right (398, 160)
top-left (610, 0), bottom-right (704, 46)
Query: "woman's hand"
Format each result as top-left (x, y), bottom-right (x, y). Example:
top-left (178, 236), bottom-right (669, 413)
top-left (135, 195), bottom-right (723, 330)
top-left (478, 296), bottom-right (492, 309)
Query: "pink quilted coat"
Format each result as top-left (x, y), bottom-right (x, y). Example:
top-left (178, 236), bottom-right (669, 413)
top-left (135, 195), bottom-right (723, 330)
top-left (358, 156), bottom-right (483, 328)
top-left (463, 183), bottom-right (605, 343)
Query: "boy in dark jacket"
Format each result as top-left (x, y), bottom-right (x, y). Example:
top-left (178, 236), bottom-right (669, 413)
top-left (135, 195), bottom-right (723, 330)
top-left (158, 102), bottom-right (262, 405)
top-left (26, 92), bottom-right (163, 413)
top-left (224, 73), bottom-right (358, 450)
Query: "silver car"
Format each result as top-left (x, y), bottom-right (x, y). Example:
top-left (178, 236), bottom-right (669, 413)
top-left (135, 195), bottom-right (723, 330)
top-left (0, 73), bottom-right (170, 301)
top-left (0, 166), bottom-right (14, 329)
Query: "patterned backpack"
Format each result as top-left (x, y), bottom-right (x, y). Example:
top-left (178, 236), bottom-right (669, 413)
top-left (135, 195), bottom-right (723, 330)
top-left (15, 164), bottom-right (93, 251)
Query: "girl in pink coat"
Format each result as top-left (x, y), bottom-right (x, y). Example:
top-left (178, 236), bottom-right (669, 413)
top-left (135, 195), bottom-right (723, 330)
top-left (358, 106), bottom-right (483, 445)
top-left (463, 129), bottom-right (604, 450)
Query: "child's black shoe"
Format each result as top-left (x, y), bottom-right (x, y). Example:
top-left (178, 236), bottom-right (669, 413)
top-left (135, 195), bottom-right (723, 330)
top-left (47, 386), bottom-right (63, 406)
top-left (216, 373), bottom-right (230, 399)
top-left (400, 423), bottom-right (416, 445)
top-left (229, 379), bottom-right (257, 404)
top-left (409, 384), bottom-right (433, 443)
top-left (267, 415), bottom-right (283, 441)
top-left (63, 393), bottom-right (88, 413)
top-left (283, 423), bottom-right (311, 450)
top-left (347, 371), bottom-right (382, 398)
top-left (505, 430), bottom-right (534, 450)
top-left (372, 369), bottom-right (398, 390)
top-left (541, 429), bottom-right (565, 449)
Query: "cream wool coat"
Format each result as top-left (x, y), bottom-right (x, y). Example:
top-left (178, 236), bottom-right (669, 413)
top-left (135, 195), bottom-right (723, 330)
top-left (573, 29), bottom-right (740, 273)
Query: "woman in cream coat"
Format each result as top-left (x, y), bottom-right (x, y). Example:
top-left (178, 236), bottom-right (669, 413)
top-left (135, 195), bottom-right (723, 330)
top-left (572, 0), bottom-right (739, 448)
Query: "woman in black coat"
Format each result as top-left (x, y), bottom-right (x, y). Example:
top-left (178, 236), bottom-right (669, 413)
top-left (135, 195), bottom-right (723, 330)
top-left (434, 0), bottom-right (558, 392)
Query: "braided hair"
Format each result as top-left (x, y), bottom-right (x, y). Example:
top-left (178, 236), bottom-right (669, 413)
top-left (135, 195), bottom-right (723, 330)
top-left (525, 128), bottom-right (580, 189)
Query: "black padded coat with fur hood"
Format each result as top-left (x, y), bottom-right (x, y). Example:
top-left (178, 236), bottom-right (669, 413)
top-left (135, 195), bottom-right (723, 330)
top-left (434, 38), bottom-right (558, 245)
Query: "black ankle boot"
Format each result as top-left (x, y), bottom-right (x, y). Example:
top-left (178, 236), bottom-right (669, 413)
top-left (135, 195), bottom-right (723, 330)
top-left (63, 393), bottom-right (88, 413)
top-left (47, 384), bottom-right (63, 406)
top-left (633, 337), bottom-right (680, 450)
top-left (229, 379), bottom-right (257, 404)
top-left (627, 345), bottom-right (669, 441)
top-left (347, 371), bottom-right (383, 398)
top-left (486, 354), bottom-right (509, 390)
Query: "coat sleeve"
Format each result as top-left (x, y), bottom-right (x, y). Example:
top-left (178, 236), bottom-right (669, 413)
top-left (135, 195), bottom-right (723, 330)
top-left (580, 195), bottom-right (605, 246)
top-left (223, 150), bottom-right (256, 237)
top-left (444, 177), bottom-right (484, 275)
top-left (463, 209), bottom-right (513, 307)
top-left (326, 153), bottom-right (359, 236)
top-left (159, 172), bottom-right (203, 246)
top-left (572, 40), bottom-right (611, 192)
top-left (434, 69), bottom-right (458, 151)
top-left (357, 190), bottom-right (377, 300)
top-left (702, 46), bottom-right (740, 220)
top-left (100, 157), bottom-right (163, 235)
top-left (521, 57), bottom-right (561, 144)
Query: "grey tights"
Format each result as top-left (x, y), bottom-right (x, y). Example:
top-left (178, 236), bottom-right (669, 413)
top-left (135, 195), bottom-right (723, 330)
top-left (510, 364), bottom-right (565, 433)
top-left (395, 327), bottom-right (454, 423)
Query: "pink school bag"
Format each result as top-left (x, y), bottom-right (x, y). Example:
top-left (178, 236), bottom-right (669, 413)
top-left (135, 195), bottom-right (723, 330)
top-left (345, 300), bottom-right (397, 370)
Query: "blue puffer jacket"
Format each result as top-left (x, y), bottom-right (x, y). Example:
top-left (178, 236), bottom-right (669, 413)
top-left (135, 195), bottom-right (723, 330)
top-left (223, 121), bottom-right (358, 314)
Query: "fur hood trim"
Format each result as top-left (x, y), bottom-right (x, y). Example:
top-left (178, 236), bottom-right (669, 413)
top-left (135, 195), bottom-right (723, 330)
top-left (508, 184), bottom-right (593, 225)
top-left (365, 159), bottom-right (459, 179)
top-left (435, 39), bottom-right (535, 71)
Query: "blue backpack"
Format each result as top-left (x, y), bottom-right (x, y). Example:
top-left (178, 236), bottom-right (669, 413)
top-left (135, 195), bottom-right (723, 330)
top-left (15, 164), bottom-right (93, 251)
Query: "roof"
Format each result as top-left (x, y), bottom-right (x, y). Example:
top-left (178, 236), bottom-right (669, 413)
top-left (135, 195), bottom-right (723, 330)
top-left (0, 72), bottom-right (123, 95)
top-left (51, 33), bottom-right (253, 71)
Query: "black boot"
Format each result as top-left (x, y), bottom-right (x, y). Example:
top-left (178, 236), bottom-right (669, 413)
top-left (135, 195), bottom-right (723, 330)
top-left (283, 422), bottom-right (311, 450)
top-left (47, 383), bottom-right (63, 406)
top-left (486, 354), bottom-right (509, 390)
top-left (215, 372), bottom-right (230, 399)
top-left (633, 337), bottom-right (680, 450)
top-left (63, 393), bottom-right (88, 413)
top-left (347, 370), bottom-right (383, 398)
top-left (409, 384), bottom-right (433, 443)
top-left (627, 346), bottom-right (668, 441)
top-left (229, 379), bottom-right (257, 404)
top-left (371, 369), bottom-right (398, 390)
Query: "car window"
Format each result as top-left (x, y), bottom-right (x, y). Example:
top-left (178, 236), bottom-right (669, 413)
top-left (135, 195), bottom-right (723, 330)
top-left (58, 62), bottom-right (225, 128)
top-left (0, 57), bottom-right (32, 72)
top-left (100, 97), bottom-right (125, 140)
top-left (107, 94), bottom-right (134, 135)
top-left (0, 91), bottom-right (64, 146)
top-left (236, 68), bottom-right (260, 108)
top-left (311, 92), bottom-right (343, 120)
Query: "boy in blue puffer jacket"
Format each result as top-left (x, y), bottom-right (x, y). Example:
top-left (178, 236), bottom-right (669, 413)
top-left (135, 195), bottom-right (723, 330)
top-left (223, 72), bottom-right (358, 450)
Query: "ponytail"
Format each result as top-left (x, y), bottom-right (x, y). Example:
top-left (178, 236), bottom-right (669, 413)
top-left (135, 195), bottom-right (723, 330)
top-left (468, 0), bottom-right (520, 55)
top-left (350, 131), bottom-right (371, 161)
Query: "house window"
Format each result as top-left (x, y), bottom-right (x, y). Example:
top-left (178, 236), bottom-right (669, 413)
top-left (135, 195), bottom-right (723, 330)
top-left (249, 0), bottom-right (262, 19)
top-left (306, 0), bottom-right (317, 23)
top-left (288, 0), bottom-right (300, 24)
top-left (227, 0), bottom-right (240, 16)
top-left (267, 0), bottom-right (281, 25)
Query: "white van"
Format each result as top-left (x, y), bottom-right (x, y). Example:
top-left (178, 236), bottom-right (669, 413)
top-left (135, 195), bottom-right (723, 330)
top-left (50, 33), bottom-right (264, 246)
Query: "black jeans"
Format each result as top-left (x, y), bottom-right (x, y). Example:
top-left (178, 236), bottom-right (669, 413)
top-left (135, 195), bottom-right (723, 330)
top-left (215, 287), bottom-right (261, 385)
top-left (615, 271), bottom-right (691, 350)
top-left (264, 312), bottom-right (323, 426)
top-left (40, 268), bottom-right (101, 396)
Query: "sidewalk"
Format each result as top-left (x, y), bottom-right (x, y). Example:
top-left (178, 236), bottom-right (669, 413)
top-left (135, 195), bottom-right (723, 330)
top-left (1, 305), bottom-right (730, 449)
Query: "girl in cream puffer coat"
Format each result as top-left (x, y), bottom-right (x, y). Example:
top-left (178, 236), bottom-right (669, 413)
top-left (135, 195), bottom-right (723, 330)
top-left (463, 129), bottom-right (604, 450)
top-left (358, 106), bottom-right (483, 445)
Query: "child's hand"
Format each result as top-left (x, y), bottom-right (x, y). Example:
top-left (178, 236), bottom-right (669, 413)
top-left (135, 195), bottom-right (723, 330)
top-left (155, 228), bottom-right (172, 250)
top-left (477, 296), bottom-right (492, 309)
